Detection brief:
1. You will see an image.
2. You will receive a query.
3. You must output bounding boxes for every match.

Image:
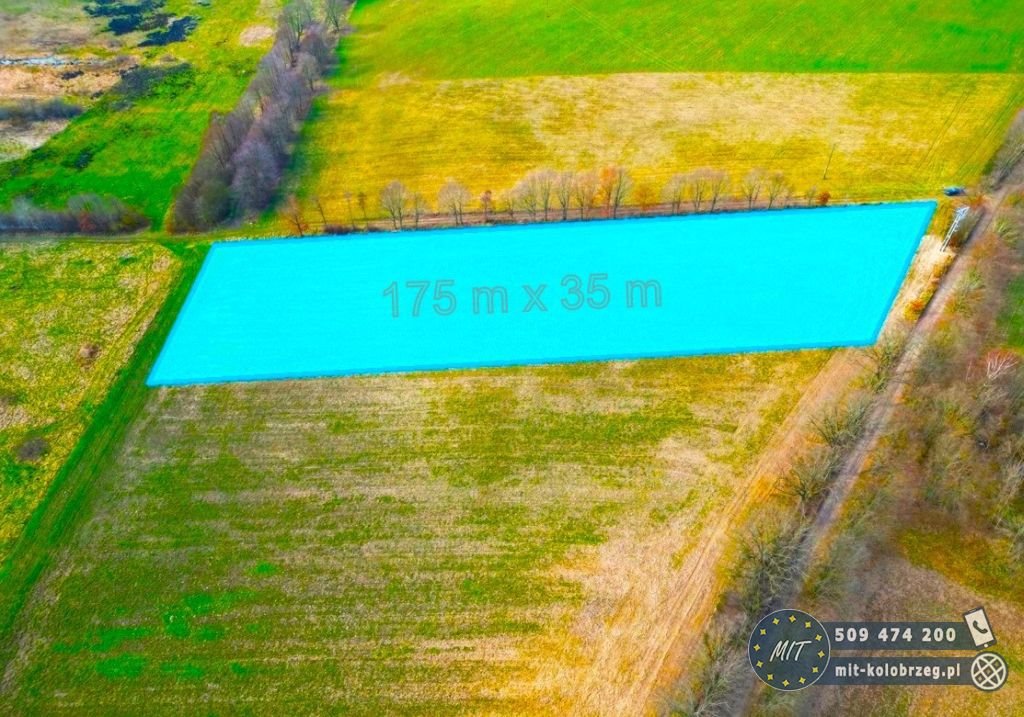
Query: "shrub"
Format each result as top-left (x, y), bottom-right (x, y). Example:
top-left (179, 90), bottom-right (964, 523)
top-left (783, 448), bottom-right (839, 511)
top-left (0, 195), bottom-right (148, 235)
top-left (812, 399), bottom-right (870, 448)
top-left (140, 16), bottom-right (199, 46)
top-left (15, 436), bottom-right (49, 463)
top-left (733, 516), bottom-right (809, 618)
top-left (0, 99), bottom-right (83, 124)
top-left (109, 63), bottom-right (193, 102)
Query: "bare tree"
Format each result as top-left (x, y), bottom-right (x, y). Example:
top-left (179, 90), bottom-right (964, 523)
top-left (411, 192), bottom-right (428, 227)
top-left (380, 180), bottom-right (408, 229)
top-left (735, 517), bottom-right (809, 616)
top-left (555, 170), bottom-right (575, 220)
top-left (284, 0), bottom-right (314, 40)
top-left (296, 52), bottom-right (320, 92)
top-left (534, 168), bottom-right (556, 220)
top-left (688, 170), bottom-right (710, 212)
top-left (439, 179), bottom-right (471, 225)
top-left (783, 449), bottom-right (838, 513)
top-left (231, 136), bottom-right (280, 217)
top-left (343, 190), bottom-right (356, 230)
top-left (275, 20), bottom-right (300, 65)
top-left (634, 182), bottom-right (657, 212)
top-left (598, 166), bottom-right (615, 217)
top-left (256, 104), bottom-right (292, 162)
top-left (251, 48), bottom-right (288, 110)
top-left (985, 350), bottom-right (1019, 381)
top-left (282, 195), bottom-right (308, 236)
top-left (663, 174), bottom-right (685, 214)
top-left (514, 177), bottom-right (539, 220)
top-left (707, 170), bottom-right (729, 212)
top-left (299, 24), bottom-right (333, 69)
top-left (993, 457), bottom-right (1024, 528)
top-left (766, 171), bottom-right (789, 209)
top-left (205, 107), bottom-right (254, 170)
top-left (324, 0), bottom-right (348, 32)
top-left (609, 166), bottom-right (632, 218)
top-left (311, 194), bottom-right (327, 227)
top-left (741, 169), bottom-right (765, 209)
top-left (783, 183), bottom-right (796, 208)
top-left (573, 170), bottom-right (599, 219)
top-left (480, 190), bottom-right (493, 223)
top-left (599, 166), bottom-right (632, 218)
top-left (356, 191), bottom-right (368, 225)
top-left (498, 189), bottom-right (516, 220)
top-left (669, 628), bottom-right (745, 717)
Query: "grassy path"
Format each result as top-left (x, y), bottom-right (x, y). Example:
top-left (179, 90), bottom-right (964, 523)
top-left (0, 244), bottom-right (207, 659)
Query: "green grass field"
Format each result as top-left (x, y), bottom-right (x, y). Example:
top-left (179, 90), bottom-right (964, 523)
top-left (290, 0), bottom-right (1024, 224)
top-left (345, 0), bottom-right (1024, 77)
top-left (0, 241), bottom-right (179, 564)
top-left (0, 0), bottom-right (278, 226)
top-left (0, 352), bottom-right (828, 714)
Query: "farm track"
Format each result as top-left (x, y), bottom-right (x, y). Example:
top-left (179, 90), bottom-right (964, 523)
top-left (627, 351), bottom-right (863, 715)
top-left (735, 177), bottom-right (1020, 715)
top-left (564, 349), bottom-right (862, 716)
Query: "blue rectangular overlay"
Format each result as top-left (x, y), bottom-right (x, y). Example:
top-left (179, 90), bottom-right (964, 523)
top-left (148, 201), bottom-right (936, 386)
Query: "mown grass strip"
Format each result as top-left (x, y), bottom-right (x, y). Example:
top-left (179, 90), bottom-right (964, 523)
top-left (0, 243), bottom-right (208, 653)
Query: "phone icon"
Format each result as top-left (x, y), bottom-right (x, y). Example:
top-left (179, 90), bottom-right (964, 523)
top-left (963, 607), bottom-right (996, 649)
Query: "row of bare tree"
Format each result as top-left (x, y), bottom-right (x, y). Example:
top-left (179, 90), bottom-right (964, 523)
top-left (171, 0), bottom-right (342, 232)
top-left (297, 166), bottom-right (834, 233)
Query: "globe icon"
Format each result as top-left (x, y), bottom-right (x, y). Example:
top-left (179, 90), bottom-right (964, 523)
top-left (970, 652), bottom-right (1008, 692)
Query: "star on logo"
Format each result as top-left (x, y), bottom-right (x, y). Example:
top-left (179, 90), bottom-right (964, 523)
top-left (805, 621), bottom-right (812, 628)
top-left (767, 674), bottom-right (774, 681)
top-left (756, 661), bottom-right (764, 668)
top-left (818, 650), bottom-right (825, 659)
top-left (782, 679), bottom-right (790, 687)
top-left (754, 644), bottom-right (761, 652)
top-left (772, 618), bottom-right (780, 625)
top-left (815, 634), bottom-right (823, 641)
top-left (760, 628), bottom-right (766, 635)
top-left (789, 615), bottom-right (796, 623)
top-left (812, 667), bottom-right (819, 674)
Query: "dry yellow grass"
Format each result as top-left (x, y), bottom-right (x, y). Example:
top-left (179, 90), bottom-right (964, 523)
top-left (294, 73), bottom-right (1024, 220)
